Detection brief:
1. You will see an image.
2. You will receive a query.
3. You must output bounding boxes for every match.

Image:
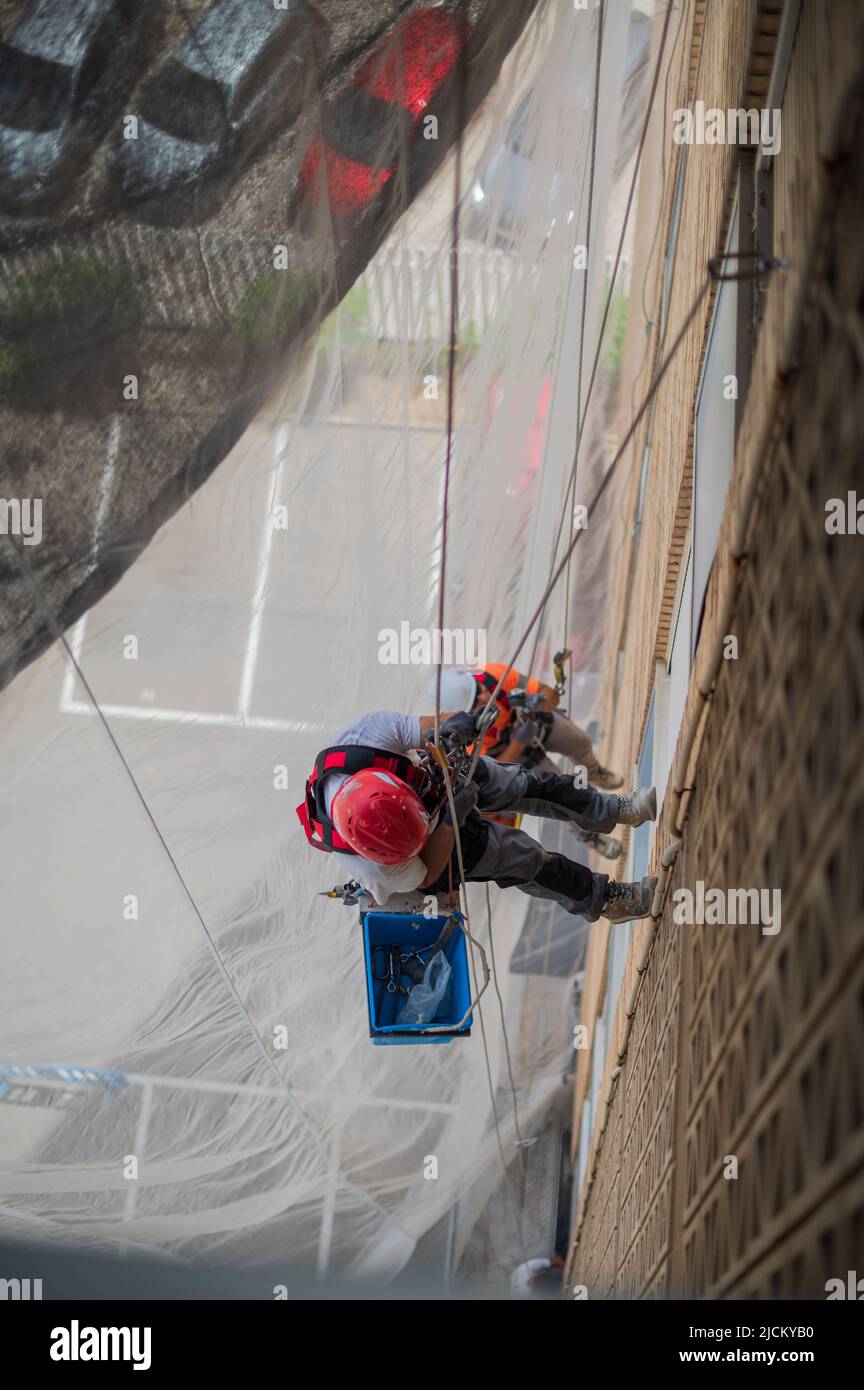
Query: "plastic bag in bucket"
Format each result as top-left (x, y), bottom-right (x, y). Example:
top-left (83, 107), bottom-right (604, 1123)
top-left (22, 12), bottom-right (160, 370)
top-left (397, 951), bottom-right (453, 1026)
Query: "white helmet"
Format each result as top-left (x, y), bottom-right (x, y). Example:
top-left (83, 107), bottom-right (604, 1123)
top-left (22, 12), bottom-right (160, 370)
top-left (428, 668), bottom-right (478, 713)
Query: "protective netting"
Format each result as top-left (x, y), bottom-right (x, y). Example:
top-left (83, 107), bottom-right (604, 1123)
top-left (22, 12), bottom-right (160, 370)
top-left (0, 0), bottom-right (649, 1284)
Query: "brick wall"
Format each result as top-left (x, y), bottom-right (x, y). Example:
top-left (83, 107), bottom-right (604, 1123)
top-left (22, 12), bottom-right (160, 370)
top-left (568, 0), bottom-right (864, 1298)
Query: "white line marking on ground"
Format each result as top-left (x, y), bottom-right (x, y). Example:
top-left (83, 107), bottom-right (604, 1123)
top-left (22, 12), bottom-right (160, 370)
top-left (59, 615), bottom-right (88, 710)
top-left (237, 421), bottom-right (289, 720)
top-left (86, 415), bottom-right (121, 579)
top-left (59, 418), bottom-right (121, 711)
top-left (63, 699), bottom-right (321, 733)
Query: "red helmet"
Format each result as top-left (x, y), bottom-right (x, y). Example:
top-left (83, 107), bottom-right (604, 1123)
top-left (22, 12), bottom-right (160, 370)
top-left (331, 768), bottom-right (431, 863)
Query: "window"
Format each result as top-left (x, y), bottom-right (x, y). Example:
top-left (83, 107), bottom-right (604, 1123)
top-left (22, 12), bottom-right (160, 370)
top-left (635, 443), bottom-right (650, 531)
top-left (575, 1096), bottom-right (592, 1195)
top-left (691, 200), bottom-right (739, 652)
top-left (630, 693), bottom-right (655, 881)
top-left (590, 1006), bottom-right (608, 1115)
top-left (736, 153), bottom-right (775, 417)
top-left (659, 145), bottom-right (687, 343)
top-left (606, 914), bottom-right (632, 1018)
top-left (651, 545), bottom-right (692, 803)
top-left (667, 545), bottom-right (692, 751)
top-left (614, 647), bottom-right (625, 697)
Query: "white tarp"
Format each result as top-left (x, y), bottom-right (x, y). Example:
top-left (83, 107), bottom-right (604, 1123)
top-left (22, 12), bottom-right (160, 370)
top-left (0, 0), bottom-right (643, 1283)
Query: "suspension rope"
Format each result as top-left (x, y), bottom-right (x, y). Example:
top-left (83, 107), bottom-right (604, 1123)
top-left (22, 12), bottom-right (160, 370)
top-left (469, 274), bottom-right (712, 767)
top-left (518, 8), bottom-right (598, 679)
top-left (527, 0), bottom-right (674, 690)
top-left (439, 771), bottom-right (529, 1265)
top-left (429, 3), bottom-right (702, 1272)
top-left (2, 542), bottom-right (412, 1243)
top-left (612, 2), bottom-right (699, 716)
top-left (428, 0), bottom-right (534, 1266)
top-left (562, 0), bottom-right (605, 719)
top-left (428, 5), bottom-right (694, 1268)
top-left (521, 2), bottom-right (688, 1064)
top-left (485, 884), bottom-right (531, 1150)
top-left (432, 2), bottom-right (468, 748)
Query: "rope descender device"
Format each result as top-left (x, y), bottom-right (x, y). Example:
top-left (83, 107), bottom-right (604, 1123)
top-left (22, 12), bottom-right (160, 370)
top-left (553, 648), bottom-right (571, 697)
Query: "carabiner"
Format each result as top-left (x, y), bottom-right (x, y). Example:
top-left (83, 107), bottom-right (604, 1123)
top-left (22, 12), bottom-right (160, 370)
top-left (371, 944), bottom-right (391, 983)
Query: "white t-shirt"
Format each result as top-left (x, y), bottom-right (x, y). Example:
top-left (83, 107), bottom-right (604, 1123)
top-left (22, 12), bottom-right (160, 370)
top-left (321, 711), bottom-right (430, 904)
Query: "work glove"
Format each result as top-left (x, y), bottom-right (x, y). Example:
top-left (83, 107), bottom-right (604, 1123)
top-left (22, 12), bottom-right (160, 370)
top-left (524, 691), bottom-right (548, 712)
top-left (440, 779), bottom-right (479, 828)
top-left (513, 718), bottom-right (540, 745)
top-left (439, 711), bottom-right (477, 746)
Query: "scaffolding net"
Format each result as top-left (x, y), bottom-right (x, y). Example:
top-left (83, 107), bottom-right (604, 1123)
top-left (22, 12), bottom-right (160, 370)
top-left (0, 0), bottom-right (649, 1283)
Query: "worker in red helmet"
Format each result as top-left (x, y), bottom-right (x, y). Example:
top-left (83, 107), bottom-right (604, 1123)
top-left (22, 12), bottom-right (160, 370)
top-left (297, 711), bottom-right (657, 923)
top-left (330, 767), bottom-right (432, 865)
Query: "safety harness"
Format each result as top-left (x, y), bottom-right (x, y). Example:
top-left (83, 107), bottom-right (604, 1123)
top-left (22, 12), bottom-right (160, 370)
top-left (473, 671), bottom-right (514, 758)
top-left (296, 744), bottom-right (439, 854)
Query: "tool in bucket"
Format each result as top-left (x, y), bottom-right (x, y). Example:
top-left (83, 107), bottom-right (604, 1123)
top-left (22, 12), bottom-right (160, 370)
top-left (318, 716), bottom-right (493, 1036)
top-left (371, 913), bottom-right (459, 997)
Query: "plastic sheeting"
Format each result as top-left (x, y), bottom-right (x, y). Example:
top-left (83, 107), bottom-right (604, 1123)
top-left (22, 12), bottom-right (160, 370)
top-left (0, 0), bottom-right (537, 692)
top-left (0, 0), bottom-right (646, 1283)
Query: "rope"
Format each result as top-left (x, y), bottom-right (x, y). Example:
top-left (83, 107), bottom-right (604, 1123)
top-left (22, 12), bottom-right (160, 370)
top-left (485, 884), bottom-right (531, 1151)
top-left (469, 273), bottom-right (711, 761)
top-left (432, 0), bottom-right (468, 749)
top-left (1, 541), bottom-right (422, 1247)
top-left (525, 10), bottom-right (688, 996)
top-left (427, 1), bottom-right (533, 1267)
top-left (438, 771), bottom-right (529, 1265)
top-left (518, 6), bottom-right (598, 684)
top-left (612, 2), bottom-right (706, 732)
top-left (427, 5), bottom-right (704, 1274)
top-left (425, 8), bottom-right (705, 1273)
top-left (562, 0), bottom-right (605, 719)
top-left (527, 0), bottom-right (675, 689)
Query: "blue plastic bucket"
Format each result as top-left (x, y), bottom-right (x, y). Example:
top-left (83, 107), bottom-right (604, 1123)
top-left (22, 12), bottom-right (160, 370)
top-left (362, 912), bottom-right (473, 1045)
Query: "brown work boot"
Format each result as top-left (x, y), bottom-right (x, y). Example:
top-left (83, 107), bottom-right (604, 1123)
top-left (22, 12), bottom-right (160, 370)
top-left (591, 764), bottom-right (624, 790)
top-left (602, 875), bottom-right (657, 922)
top-left (579, 829), bottom-right (622, 860)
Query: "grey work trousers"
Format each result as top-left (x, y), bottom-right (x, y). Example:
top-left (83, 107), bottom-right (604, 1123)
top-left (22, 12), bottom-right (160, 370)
top-left (428, 757), bottom-right (617, 919)
top-left (466, 819), bottom-right (609, 919)
top-left (474, 757), bottom-right (621, 834)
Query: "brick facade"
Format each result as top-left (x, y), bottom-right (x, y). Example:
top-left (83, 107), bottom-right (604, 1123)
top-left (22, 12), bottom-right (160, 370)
top-left (568, 0), bottom-right (864, 1298)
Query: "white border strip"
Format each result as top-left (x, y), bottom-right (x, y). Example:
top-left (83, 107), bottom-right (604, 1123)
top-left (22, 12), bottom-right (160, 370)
top-left (62, 699), bottom-right (320, 733)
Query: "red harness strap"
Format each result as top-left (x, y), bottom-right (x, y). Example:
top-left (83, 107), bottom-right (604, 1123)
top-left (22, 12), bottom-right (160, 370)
top-left (296, 744), bottom-right (437, 854)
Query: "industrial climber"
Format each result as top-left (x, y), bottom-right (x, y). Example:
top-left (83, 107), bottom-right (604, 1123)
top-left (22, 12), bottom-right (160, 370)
top-left (434, 665), bottom-right (625, 860)
top-left (296, 709), bottom-right (658, 922)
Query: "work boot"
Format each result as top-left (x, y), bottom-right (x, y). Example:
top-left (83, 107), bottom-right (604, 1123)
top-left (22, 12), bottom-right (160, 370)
top-left (602, 876), bottom-right (657, 922)
top-left (615, 787), bottom-right (657, 827)
top-left (579, 829), bottom-right (622, 860)
top-left (591, 764), bottom-right (624, 790)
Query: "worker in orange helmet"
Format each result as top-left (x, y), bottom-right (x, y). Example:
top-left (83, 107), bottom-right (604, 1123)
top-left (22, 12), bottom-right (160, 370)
top-left (297, 710), bottom-right (657, 923)
top-left (433, 666), bottom-right (625, 860)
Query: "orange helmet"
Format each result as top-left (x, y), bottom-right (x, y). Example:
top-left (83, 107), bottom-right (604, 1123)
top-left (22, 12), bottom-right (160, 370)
top-left (330, 768), bottom-right (431, 863)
